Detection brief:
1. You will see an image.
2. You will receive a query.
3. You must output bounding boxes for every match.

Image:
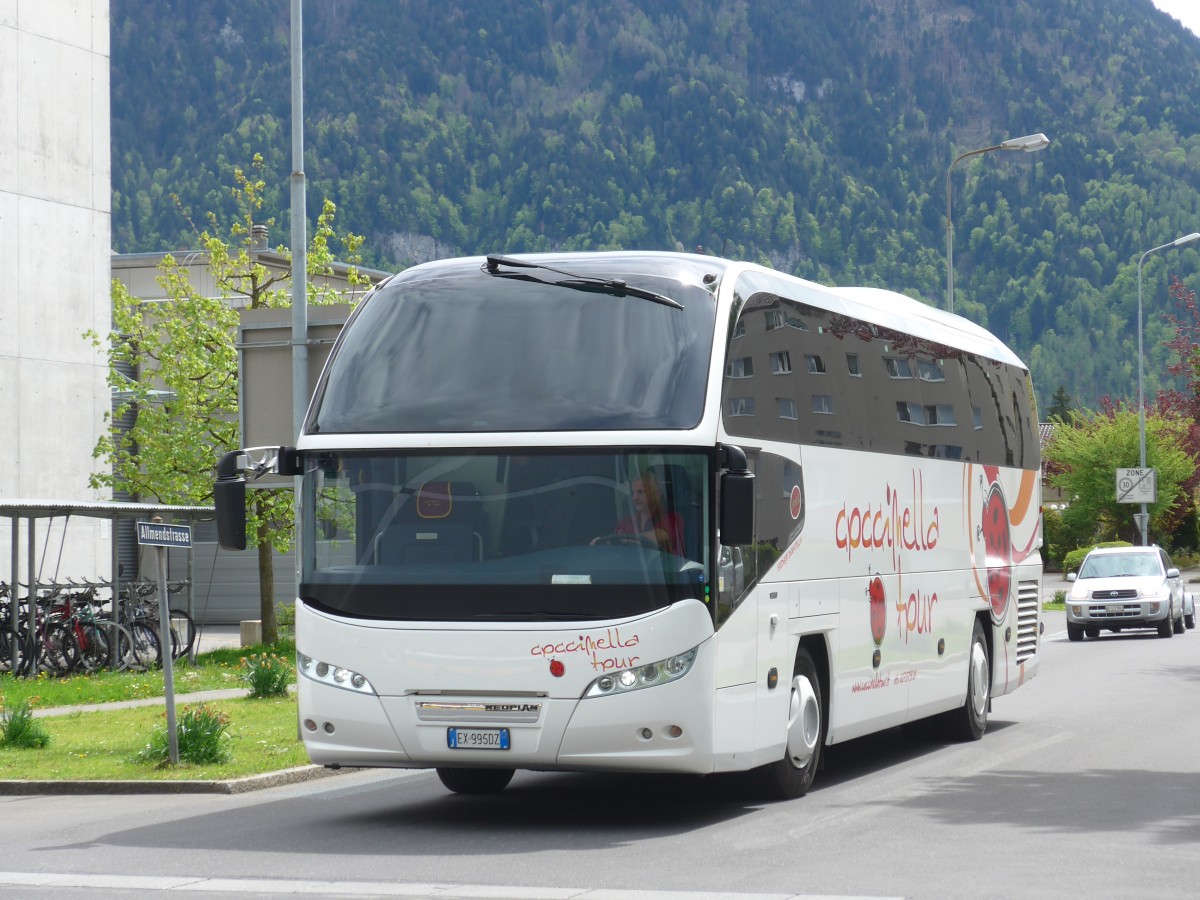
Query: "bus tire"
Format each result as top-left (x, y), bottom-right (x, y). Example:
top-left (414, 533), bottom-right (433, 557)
top-left (758, 647), bottom-right (824, 800)
top-left (436, 767), bottom-right (515, 795)
top-left (940, 618), bottom-right (989, 742)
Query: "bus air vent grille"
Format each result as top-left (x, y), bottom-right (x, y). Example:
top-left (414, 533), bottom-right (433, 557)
top-left (1015, 579), bottom-right (1040, 663)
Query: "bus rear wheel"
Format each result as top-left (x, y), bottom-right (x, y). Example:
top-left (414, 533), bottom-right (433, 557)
top-left (436, 767), bottom-right (515, 795)
top-left (758, 647), bottom-right (824, 800)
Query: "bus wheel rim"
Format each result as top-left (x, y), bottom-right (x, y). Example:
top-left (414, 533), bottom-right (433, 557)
top-left (786, 675), bottom-right (819, 768)
top-left (969, 640), bottom-right (989, 717)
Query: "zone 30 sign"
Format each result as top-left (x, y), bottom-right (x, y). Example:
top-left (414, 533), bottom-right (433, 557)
top-left (1115, 468), bottom-right (1157, 505)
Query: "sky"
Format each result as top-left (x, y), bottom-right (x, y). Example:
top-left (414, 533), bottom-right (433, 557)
top-left (1151, 0), bottom-right (1200, 38)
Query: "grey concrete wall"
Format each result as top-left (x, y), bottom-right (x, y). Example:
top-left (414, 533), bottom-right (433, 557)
top-left (0, 3), bottom-right (113, 583)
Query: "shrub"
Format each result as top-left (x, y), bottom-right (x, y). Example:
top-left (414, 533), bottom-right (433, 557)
top-left (242, 652), bottom-right (293, 699)
top-left (137, 703), bottom-right (231, 766)
top-left (1062, 541), bottom-right (1133, 574)
top-left (0, 698), bottom-right (51, 749)
top-left (275, 601), bottom-right (295, 637)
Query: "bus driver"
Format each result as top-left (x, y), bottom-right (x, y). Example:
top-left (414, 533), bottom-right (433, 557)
top-left (594, 472), bottom-right (685, 555)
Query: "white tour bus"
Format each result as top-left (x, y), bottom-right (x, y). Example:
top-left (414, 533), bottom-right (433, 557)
top-left (215, 251), bottom-right (1043, 799)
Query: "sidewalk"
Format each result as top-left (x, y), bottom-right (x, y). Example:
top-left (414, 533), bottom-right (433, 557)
top-left (192, 622), bottom-right (242, 655)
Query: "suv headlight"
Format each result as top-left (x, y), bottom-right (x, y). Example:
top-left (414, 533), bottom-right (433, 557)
top-left (582, 647), bottom-right (698, 698)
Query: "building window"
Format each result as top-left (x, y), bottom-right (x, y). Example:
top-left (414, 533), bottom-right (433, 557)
top-left (805, 354), bottom-right (826, 374)
top-left (925, 404), bottom-right (957, 425)
top-left (777, 397), bottom-right (797, 419)
top-left (917, 360), bottom-right (945, 382)
top-left (886, 358), bottom-right (913, 379)
top-left (896, 401), bottom-right (925, 424)
top-left (770, 351), bottom-right (792, 374)
top-left (766, 309), bottom-right (807, 331)
top-left (846, 353), bottom-right (861, 376)
top-left (972, 406), bottom-right (983, 429)
top-left (726, 357), bottom-right (754, 378)
top-left (812, 394), bottom-right (834, 414)
top-left (728, 397), bottom-right (756, 417)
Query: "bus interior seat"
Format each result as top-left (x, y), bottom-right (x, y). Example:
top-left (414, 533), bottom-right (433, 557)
top-left (375, 481), bottom-right (484, 564)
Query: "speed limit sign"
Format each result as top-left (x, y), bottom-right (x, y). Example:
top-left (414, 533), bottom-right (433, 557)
top-left (1116, 468), bottom-right (1156, 504)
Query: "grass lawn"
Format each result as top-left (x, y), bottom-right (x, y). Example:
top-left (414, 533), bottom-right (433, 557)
top-left (0, 641), bottom-right (294, 709)
top-left (0, 695), bottom-right (308, 781)
top-left (0, 641), bottom-right (309, 781)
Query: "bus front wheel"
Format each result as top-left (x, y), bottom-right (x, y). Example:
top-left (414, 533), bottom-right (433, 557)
top-left (436, 767), bottom-right (515, 795)
top-left (758, 647), bottom-right (825, 800)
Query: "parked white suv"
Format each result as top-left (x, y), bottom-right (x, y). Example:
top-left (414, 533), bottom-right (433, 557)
top-left (1066, 545), bottom-right (1186, 640)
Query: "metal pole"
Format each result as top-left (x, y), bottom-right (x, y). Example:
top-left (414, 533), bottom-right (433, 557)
top-left (291, 0), bottom-right (308, 439)
top-left (9, 515), bottom-right (17, 673)
top-left (27, 518), bottom-right (35, 668)
top-left (1135, 232), bottom-right (1200, 546)
top-left (945, 134), bottom-right (1049, 314)
top-left (291, 0), bottom-right (308, 620)
top-left (154, 521), bottom-right (179, 765)
top-left (945, 145), bottom-right (998, 315)
top-left (1137, 249), bottom-right (1149, 547)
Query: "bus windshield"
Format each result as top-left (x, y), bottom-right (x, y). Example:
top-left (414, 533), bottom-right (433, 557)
top-left (300, 449), bottom-right (712, 622)
top-left (306, 256), bottom-right (720, 434)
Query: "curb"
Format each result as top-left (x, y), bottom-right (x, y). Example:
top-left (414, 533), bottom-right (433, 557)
top-left (0, 764), bottom-right (358, 796)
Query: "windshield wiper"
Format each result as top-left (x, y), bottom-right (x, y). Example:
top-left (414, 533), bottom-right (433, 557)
top-left (483, 255), bottom-right (683, 309)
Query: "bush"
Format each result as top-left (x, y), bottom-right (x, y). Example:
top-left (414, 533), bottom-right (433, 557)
top-left (0, 698), bottom-right (51, 749)
top-left (275, 601), bottom-right (295, 637)
top-left (137, 703), bottom-right (231, 766)
top-left (242, 652), bottom-right (293, 699)
top-left (1062, 541), bottom-right (1132, 574)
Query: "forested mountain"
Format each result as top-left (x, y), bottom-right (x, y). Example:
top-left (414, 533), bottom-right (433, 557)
top-left (109, 0), bottom-right (1200, 414)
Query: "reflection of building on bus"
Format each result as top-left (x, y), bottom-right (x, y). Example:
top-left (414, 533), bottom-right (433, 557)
top-left (215, 251), bottom-right (1042, 800)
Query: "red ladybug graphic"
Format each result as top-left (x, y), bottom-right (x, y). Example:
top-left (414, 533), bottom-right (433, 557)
top-left (868, 576), bottom-right (886, 647)
top-left (982, 483), bottom-right (1012, 619)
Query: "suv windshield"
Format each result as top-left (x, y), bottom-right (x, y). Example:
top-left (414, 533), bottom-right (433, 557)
top-left (300, 449), bottom-right (712, 622)
top-left (1078, 552), bottom-right (1163, 579)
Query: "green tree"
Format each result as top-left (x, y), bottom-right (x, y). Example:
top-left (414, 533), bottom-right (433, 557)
top-left (91, 156), bottom-right (366, 643)
top-left (1044, 406), bottom-right (1197, 546)
top-left (1046, 384), bottom-right (1075, 422)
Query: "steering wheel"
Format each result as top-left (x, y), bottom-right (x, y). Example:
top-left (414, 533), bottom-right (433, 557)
top-left (592, 532), bottom-right (659, 549)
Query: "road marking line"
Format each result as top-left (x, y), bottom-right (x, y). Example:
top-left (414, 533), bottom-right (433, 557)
top-left (0, 872), bottom-right (901, 899)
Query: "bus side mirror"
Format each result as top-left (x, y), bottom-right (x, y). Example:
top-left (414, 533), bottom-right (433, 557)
top-left (720, 471), bottom-right (754, 547)
top-left (214, 451), bottom-right (247, 551)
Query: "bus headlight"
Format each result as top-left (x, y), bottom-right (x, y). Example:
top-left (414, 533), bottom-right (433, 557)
top-left (582, 647), bottom-right (698, 698)
top-left (297, 652), bottom-right (375, 695)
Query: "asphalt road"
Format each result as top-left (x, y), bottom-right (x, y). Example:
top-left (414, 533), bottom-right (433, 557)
top-left (1, 597), bottom-right (1198, 900)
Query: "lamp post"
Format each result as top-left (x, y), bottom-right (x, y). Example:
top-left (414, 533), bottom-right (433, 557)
top-left (1135, 231), bottom-right (1200, 545)
top-left (945, 132), bottom-right (1050, 314)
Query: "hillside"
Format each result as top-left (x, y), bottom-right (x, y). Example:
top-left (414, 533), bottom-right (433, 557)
top-left (109, 0), bottom-right (1200, 413)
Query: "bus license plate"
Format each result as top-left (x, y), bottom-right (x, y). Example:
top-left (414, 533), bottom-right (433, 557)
top-left (447, 727), bottom-right (510, 750)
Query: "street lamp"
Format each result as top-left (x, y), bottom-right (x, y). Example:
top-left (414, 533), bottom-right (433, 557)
top-left (945, 132), bottom-right (1050, 314)
top-left (1135, 231), bottom-right (1200, 545)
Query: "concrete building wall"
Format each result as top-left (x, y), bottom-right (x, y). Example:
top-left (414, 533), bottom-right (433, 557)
top-left (0, 3), bottom-right (113, 584)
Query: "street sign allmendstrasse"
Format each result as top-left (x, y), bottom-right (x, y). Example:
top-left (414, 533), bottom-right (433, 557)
top-left (135, 521), bottom-right (193, 548)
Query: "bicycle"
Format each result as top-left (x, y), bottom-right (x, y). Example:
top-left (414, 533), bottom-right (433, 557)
top-left (46, 583), bottom-right (143, 674)
top-left (116, 580), bottom-right (195, 664)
